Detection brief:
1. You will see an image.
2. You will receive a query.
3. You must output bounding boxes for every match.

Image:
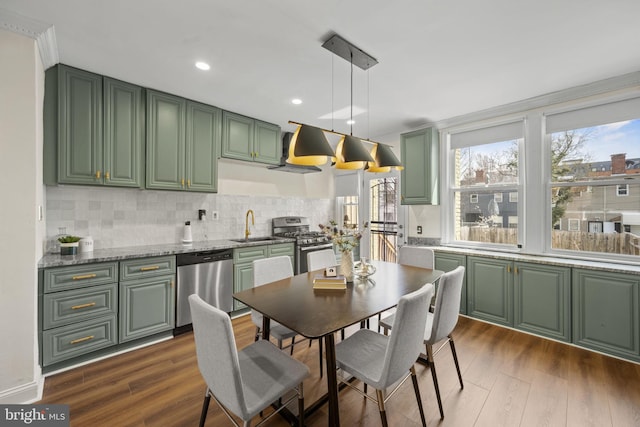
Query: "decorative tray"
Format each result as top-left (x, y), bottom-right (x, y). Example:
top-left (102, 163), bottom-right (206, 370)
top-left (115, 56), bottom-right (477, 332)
top-left (353, 261), bottom-right (376, 279)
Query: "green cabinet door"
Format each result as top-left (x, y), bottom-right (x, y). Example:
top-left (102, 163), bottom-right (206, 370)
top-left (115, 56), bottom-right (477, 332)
top-left (119, 274), bottom-right (175, 343)
top-left (467, 256), bottom-right (513, 326)
top-left (146, 90), bottom-right (186, 190)
top-left (222, 111), bottom-right (254, 161)
top-left (434, 252), bottom-right (467, 314)
top-left (57, 65), bottom-right (103, 185)
top-left (514, 262), bottom-right (571, 342)
top-left (103, 77), bottom-right (144, 187)
top-left (254, 120), bottom-right (281, 165)
top-left (186, 101), bottom-right (221, 192)
top-left (572, 268), bottom-right (639, 361)
top-left (233, 263), bottom-right (254, 311)
top-left (400, 127), bottom-right (439, 205)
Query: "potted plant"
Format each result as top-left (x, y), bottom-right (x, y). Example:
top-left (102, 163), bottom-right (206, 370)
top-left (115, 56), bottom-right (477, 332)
top-left (58, 235), bottom-right (82, 255)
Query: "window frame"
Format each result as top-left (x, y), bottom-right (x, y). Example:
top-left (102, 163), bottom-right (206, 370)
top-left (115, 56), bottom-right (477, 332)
top-left (439, 85), bottom-right (640, 264)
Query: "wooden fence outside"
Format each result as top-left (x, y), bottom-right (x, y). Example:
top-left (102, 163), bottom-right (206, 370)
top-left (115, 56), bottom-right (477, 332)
top-left (463, 226), bottom-right (640, 255)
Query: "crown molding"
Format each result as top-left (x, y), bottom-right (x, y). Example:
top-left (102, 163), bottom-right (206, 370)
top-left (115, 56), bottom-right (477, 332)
top-left (0, 8), bottom-right (59, 68)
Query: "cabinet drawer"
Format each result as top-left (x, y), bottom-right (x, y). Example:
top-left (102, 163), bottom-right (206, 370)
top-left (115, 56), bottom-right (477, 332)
top-left (44, 262), bottom-right (118, 292)
top-left (268, 243), bottom-right (294, 257)
top-left (120, 256), bottom-right (176, 280)
top-left (42, 315), bottom-right (117, 366)
top-left (43, 283), bottom-right (117, 330)
top-left (234, 246), bottom-right (268, 263)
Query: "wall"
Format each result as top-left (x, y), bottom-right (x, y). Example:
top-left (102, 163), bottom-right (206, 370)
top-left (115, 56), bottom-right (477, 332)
top-left (45, 185), bottom-right (333, 250)
top-left (0, 29), bottom-right (44, 403)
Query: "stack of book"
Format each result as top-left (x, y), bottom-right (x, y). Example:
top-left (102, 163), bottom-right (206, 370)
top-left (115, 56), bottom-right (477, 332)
top-left (312, 274), bottom-right (347, 290)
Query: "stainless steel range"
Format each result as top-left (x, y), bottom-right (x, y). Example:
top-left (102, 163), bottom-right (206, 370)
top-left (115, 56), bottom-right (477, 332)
top-left (272, 216), bottom-right (334, 274)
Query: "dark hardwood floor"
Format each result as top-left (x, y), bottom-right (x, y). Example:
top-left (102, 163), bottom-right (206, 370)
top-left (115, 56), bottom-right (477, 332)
top-left (38, 314), bottom-right (640, 426)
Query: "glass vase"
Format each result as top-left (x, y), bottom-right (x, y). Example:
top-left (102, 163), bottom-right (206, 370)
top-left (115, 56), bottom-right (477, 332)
top-left (339, 250), bottom-right (354, 282)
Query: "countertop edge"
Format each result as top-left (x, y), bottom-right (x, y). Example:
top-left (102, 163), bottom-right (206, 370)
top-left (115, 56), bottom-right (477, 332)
top-left (38, 237), bottom-right (296, 269)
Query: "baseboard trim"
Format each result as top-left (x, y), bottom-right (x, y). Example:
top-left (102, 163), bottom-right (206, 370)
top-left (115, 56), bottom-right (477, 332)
top-left (0, 376), bottom-right (44, 404)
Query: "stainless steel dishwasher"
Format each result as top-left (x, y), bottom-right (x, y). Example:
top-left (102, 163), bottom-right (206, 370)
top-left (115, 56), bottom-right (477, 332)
top-left (176, 249), bottom-right (233, 328)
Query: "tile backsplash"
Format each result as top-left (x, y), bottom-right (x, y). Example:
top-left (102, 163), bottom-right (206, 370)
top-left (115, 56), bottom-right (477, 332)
top-left (45, 186), bottom-right (333, 252)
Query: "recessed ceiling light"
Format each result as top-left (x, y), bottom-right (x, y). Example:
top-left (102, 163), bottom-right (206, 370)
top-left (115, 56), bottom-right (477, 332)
top-left (195, 61), bottom-right (210, 71)
top-left (291, 98), bottom-right (302, 105)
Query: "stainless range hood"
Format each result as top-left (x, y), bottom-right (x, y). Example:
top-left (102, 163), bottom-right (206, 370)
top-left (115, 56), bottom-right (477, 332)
top-left (267, 132), bottom-right (322, 174)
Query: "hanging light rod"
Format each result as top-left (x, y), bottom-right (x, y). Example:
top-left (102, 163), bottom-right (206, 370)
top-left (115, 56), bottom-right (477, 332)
top-left (288, 120), bottom-right (381, 146)
top-left (321, 34), bottom-right (378, 70)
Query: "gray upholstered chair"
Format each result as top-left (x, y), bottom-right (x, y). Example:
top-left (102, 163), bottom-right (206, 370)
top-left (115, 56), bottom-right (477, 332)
top-left (334, 283), bottom-right (435, 427)
top-left (307, 248), bottom-right (337, 272)
top-left (398, 245), bottom-right (434, 269)
top-left (251, 256), bottom-right (299, 353)
top-left (380, 266), bottom-right (465, 419)
top-left (189, 294), bottom-right (310, 427)
top-left (377, 245), bottom-right (435, 331)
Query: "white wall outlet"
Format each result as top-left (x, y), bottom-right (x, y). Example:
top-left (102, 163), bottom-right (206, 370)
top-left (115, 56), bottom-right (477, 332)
top-left (211, 211), bottom-right (219, 220)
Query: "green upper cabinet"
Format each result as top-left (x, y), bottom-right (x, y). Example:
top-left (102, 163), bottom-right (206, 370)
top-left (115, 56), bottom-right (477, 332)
top-left (146, 91), bottom-right (220, 192)
top-left (103, 77), bottom-right (144, 187)
top-left (222, 111), bottom-right (281, 165)
top-left (44, 64), bottom-right (143, 188)
top-left (400, 127), bottom-right (439, 205)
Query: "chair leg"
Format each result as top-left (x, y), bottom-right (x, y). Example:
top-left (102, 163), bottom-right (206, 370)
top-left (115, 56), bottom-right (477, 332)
top-left (290, 336), bottom-right (296, 355)
top-left (449, 335), bottom-right (464, 389)
top-left (199, 389), bottom-right (211, 427)
top-left (297, 382), bottom-right (305, 427)
top-left (375, 389), bottom-right (388, 427)
top-left (377, 313), bottom-right (381, 333)
top-left (254, 326), bottom-right (260, 342)
top-left (427, 344), bottom-right (444, 419)
top-left (341, 328), bottom-right (345, 341)
top-left (410, 366), bottom-right (427, 427)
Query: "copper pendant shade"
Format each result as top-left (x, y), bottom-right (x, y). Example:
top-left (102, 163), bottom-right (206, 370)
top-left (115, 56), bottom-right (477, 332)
top-left (335, 135), bottom-right (374, 170)
top-left (286, 124), bottom-right (335, 166)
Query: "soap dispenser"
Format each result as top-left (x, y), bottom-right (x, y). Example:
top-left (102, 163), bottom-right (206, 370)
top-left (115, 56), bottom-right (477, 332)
top-left (182, 221), bottom-right (193, 244)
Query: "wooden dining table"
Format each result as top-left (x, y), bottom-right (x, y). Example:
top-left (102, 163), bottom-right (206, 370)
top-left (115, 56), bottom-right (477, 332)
top-left (233, 259), bottom-right (444, 427)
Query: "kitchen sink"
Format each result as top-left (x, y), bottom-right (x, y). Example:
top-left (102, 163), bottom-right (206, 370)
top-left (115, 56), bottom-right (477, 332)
top-left (230, 236), bottom-right (278, 243)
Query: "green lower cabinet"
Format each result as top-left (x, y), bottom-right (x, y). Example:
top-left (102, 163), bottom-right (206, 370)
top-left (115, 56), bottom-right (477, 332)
top-left (514, 262), bottom-right (571, 342)
top-left (434, 252), bottom-right (467, 314)
top-left (42, 315), bottom-right (118, 367)
top-left (467, 256), bottom-right (513, 326)
top-left (119, 275), bottom-right (175, 343)
top-left (572, 268), bottom-right (640, 361)
top-left (232, 243), bottom-right (294, 311)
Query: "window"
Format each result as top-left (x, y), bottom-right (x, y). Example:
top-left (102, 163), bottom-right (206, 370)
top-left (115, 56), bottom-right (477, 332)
top-left (546, 97), bottom-right (640, 258)
top-left (448, 121), bottom-right (522, 247)
top-left (509, 192), bottom-right (518, 203)
top-left (617, 184), bottom-right (629, 196)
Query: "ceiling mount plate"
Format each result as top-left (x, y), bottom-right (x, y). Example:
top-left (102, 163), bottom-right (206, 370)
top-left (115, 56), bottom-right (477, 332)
top-left (322, 34), bottom-right (378, 70)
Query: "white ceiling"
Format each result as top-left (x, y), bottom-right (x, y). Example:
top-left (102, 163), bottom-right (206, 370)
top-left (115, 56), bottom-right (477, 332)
top-left (2, 0), bottom-right (639, 142)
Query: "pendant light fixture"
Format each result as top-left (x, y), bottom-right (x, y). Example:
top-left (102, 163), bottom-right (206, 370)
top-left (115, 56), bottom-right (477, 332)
top-left (286, 123), bottom-right (335, 166)
top-left (286, 33), bottom-right (403, 171)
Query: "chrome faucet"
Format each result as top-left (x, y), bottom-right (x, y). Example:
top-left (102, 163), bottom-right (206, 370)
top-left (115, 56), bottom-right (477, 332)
top-left (245, 209), bottom-right (255, 239)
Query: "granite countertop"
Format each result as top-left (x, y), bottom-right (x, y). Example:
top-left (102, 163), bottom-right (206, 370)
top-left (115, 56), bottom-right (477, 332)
top-left (38, 237), bottom-right (296, 269)
top-left (429, 245), bottom-right (640, 275)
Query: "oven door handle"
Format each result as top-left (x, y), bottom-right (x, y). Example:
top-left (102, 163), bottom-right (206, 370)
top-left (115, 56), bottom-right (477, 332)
top-left (298, 244), bottom-right (334, 252)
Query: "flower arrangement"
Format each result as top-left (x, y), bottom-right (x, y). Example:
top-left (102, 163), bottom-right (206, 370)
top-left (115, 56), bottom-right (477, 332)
top-left (318, 219), bottom-right (368, 253)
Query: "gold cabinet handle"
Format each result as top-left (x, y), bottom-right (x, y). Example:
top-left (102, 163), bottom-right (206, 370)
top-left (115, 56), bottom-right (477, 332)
top-left (71, 302), bottom-right (96, 310)
top-left (187, 179), bottom-right (191, 188)
top-left (72, 273), bottom-right (97, 280)
top-left (181, 178), bottom-right (185, 188)
top-left (514, 267), bottom-right (518, 275)
top-left (95, 170), bottom-right (101, 179)
top-left (105, 171), bottom-right (110, 180)
top-left (140, 266), bottom-right (160, 271)
top-left (70, 335), bottom-right (94, 345)
top-left (171, 280), bottom-right (174, 288)
top-left (507, 265), bottom-right (511, 273)
top-left (255, 152), bottom-right (259, 157)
